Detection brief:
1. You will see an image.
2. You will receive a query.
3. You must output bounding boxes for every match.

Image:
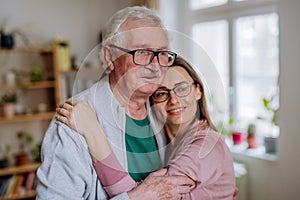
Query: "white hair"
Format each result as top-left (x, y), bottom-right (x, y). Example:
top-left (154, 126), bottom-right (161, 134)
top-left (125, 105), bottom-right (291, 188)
top-left (101, 6), bottom-right (165, 46)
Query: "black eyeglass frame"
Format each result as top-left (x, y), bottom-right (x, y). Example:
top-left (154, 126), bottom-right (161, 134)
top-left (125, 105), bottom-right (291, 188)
top-left (151, 82), bottom-right (196, 103)
top-left (109, 44), bottom-right (177, 67)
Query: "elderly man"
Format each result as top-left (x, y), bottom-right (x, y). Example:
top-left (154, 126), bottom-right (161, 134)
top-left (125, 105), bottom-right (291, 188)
top-left (36, 6), bottom-right (193, 200)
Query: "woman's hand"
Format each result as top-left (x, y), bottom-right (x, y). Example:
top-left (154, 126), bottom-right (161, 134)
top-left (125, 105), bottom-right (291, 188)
top-left (55, 100), bottom-right (100, 137)
top-left (55, 100), bottom-right (112, 162)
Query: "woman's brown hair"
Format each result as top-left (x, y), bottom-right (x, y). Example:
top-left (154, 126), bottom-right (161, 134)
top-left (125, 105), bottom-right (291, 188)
top-left (168, 56), bottom-right (217, 131)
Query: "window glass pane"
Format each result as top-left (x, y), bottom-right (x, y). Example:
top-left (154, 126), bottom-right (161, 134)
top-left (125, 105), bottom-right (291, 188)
top-left (235, 13), bottom-right (279, 136)
top-left (189, 0), bottom-right (227, 9)
top-left (192, 20), bottom-right (229, 125)
top-left (232, 0), bottom-right (248, 2)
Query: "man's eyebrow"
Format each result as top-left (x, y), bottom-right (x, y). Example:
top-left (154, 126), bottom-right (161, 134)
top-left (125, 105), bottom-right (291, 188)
top-left (133, 44), bottom-right (168, 50)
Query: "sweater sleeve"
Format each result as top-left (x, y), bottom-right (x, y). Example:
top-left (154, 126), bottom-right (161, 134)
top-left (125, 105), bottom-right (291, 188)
top-left (94, 153), bottom-right (137, 197)
top-left (36, 121), bottom-right (100, 199)
top-left (167, 130), bottom-right (235, 200)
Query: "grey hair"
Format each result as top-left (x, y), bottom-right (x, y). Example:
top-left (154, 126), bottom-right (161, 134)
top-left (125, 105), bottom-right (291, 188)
top-left (101, 6), bottom-right (165, 46)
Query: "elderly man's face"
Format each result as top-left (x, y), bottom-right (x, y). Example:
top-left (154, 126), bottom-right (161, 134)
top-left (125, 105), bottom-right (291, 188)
top-left (109, 21), bottom-right (169, 98)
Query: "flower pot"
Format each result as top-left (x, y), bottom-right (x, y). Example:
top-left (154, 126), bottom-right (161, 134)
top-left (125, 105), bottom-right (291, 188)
top-left (264, 137), bottom-right (277, 153)
top-left (15, 153), bottom-right (29, 166)
top-left (247, 135), bottom-right (257, 148)
top-left (2, 103), bottom-right (15, 118)
top-left (5, 71), bottom-right (16, 85)
top-left (1, 34), bottom-right (15, 49)
top-left (0, 158), bottom-right (9, 169)
top-left (232, 132), bottom-right (243, 145)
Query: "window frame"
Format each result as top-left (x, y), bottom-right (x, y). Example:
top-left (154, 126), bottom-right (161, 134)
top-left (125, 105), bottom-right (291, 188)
top-left (188, 0), bottom-right (279, 125)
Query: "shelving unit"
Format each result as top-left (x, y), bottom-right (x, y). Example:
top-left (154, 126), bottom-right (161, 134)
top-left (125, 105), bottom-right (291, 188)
top-left (0, 163), bottom-right (40, 200)
top-left (0, 45), bottom-right (62, 114)
top-left (0, 44), bottom-right (63, 199)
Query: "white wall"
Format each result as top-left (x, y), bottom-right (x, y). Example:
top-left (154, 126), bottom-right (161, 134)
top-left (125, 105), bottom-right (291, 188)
top-left (0, 0), bottom-right (133, 64)
top-left (160, 0), bottom-right (300, 199)
top-left (234, 0), bottom-right (300, 199)
top-left (0, 0), bottom-right (133, 162)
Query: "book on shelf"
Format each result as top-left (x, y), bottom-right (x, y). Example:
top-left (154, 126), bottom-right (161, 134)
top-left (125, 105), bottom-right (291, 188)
top-left (0, 170), bottom-right (37, 197)
top-left (0, 177), bottom-right (9, 196)
top-left (12, 175), bottom-right (24, 195)
top-left (24, 171), bottom-right (35, 191)
top-left (3, 175), bottom-right (17, 197)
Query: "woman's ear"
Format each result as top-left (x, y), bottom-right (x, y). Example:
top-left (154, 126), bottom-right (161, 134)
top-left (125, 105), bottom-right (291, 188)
top-left (195, 84), bottom-right (202, 101)
top-left (102, 45), bottom-right (114, 70)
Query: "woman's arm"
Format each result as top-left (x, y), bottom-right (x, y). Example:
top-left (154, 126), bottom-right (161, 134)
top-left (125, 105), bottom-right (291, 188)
top-left (56, 100), bottom-right (111, 162)
top-left (55, 100), bottom-right (136, 197)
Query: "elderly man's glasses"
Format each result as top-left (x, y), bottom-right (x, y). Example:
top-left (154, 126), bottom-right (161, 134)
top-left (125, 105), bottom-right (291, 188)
top-left (109, 44), bottom-right (177, 67)
top-left (151, 82), bottom-right (195, 103)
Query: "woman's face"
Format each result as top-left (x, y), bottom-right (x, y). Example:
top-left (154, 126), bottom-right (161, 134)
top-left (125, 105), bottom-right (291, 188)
top-left (153, 66), bottom-right (202, 127)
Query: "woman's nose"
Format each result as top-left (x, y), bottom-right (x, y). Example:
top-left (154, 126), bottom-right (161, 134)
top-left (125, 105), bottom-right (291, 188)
top-left (168, 91), bottom-right (179, 104)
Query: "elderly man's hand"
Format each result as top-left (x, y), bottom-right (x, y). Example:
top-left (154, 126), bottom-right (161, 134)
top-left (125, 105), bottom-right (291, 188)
top-left (128, 168), bottom-right (195, 200)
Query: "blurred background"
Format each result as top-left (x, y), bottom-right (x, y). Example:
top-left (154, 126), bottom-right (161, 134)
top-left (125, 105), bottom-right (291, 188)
top-left (0, 0), bottom-right (299, 199)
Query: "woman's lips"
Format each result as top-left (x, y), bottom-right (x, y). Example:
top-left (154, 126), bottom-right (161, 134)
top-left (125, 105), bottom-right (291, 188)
top-left (167, 107), bottom-right (185, 115)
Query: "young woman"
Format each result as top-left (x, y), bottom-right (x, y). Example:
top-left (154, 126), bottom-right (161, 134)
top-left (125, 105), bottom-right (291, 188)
top-left (56, 57), bottom-right (236, 199)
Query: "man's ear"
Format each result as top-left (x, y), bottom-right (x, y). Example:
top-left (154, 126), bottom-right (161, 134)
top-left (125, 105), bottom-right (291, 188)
top-left (102, 45), bottom-right (114, 70)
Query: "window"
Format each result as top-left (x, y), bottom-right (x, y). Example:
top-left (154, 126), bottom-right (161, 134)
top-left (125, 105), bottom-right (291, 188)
top-left (189, 0), bottom-right (279, 139)
top-left (235, 13), bottom-right (279, 129)
top-left (189, 0), bottom-right (227, 10)
top-left (192, 20), bottom-right (229, 125)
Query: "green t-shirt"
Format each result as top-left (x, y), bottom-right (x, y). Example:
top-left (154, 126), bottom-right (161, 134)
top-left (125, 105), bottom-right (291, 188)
top-left (125, 115), bottom-right (161, 182)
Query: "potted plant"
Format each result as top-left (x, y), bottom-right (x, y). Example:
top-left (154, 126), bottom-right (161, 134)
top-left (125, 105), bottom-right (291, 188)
top-left (260, 89), bottom-right (279, 153)
top-left (15, 131), bottom-right (34, 166)
top-left (30, 65), bottom-right (42, 82)
top-left (1, 18), bottom-right (30, 49)
top-left (0, 144), bottom-right (11, 168)
top-left (217, 117), bottom-right (233, 138)
top-left (0, 18), bottom-right (15, 49)
top-left (226, 117), bottom-right (243, 145)
top-left (1, 91), bottom-right (17, 117)
top-left (247, 123), bottom-right (257, 148)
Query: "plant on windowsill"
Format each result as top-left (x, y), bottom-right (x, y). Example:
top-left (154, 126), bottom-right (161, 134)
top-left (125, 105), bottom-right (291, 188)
top-left (217, 117), bottom-right (235, 136)
top-left (217, 117), bottom-right (243, 145)
top-left (258, 88), bottom-right (279, 153)
top-left (247, 123), bottom-right (257, 148)
top-left (1, 91), bottom-right (17, 118)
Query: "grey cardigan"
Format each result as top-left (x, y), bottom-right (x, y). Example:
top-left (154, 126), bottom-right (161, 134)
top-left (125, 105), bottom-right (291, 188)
top-left (36, 75), bottom-right (167, 200)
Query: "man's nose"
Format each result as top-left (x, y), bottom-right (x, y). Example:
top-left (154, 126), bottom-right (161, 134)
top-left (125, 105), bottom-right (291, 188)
top-left (146, 55), bottom-right (160, 71)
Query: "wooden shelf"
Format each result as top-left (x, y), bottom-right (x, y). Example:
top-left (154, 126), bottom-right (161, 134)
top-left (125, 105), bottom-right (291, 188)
top-left (0, 190), bottom-right (36, 200)
top-left (0, 112), bottom-right (54, 124)
top-left (0, 164), bottom-right (40, 199)
top-left (0, 45), bottom-right (61, 200)
top-left (0, 81), bottom-right (55, 90)
top-left (0, 163), bottom-right (40, 176)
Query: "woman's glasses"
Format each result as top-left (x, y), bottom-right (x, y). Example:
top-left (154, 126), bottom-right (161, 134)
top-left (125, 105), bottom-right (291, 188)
top-left (151, 82), bottom-right (195, 103)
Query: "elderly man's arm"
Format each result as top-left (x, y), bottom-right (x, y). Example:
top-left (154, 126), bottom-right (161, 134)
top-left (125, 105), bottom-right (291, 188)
top-left (36, 121), bottom-right (100, 199)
